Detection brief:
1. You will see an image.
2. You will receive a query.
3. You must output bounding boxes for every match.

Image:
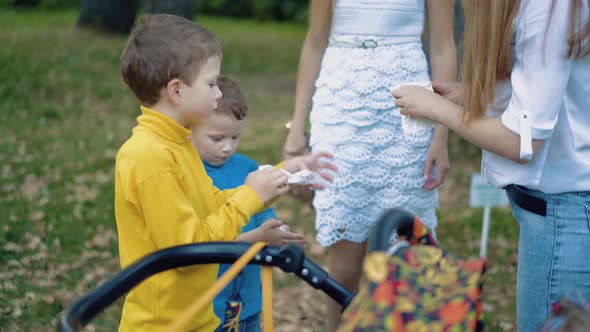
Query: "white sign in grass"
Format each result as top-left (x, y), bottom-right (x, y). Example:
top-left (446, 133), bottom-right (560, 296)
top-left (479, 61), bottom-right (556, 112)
top-left (469, 173), bottom-right (510, 208)
top-left (469, 173), bottom-right (509, 258)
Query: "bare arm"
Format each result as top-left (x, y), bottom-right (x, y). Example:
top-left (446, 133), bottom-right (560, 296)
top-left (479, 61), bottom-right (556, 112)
top-left (426, 0), bottom-right (457, 83)
top-left (433, 101), bottom-right (544, 164)
top-left (394, 87), bottom-right (544, 163)
top-left (283, 0), bottom-right (332, 157)
top-left (422, 0), bottom-right (457, 189)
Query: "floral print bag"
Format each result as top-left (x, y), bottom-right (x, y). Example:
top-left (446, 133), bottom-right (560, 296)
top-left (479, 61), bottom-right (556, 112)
top-left (339, 210), bottom-right (486, 331)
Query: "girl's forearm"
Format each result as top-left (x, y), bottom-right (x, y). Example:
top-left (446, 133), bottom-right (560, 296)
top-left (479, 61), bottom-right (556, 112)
top-left (434, 101), bottom-right (542, 163)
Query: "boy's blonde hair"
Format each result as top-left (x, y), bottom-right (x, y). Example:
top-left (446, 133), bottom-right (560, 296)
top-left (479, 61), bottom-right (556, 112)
top-left (215, 76), bottom-right (248, 120)
top-left (120, 14), bottom-right (222, 106)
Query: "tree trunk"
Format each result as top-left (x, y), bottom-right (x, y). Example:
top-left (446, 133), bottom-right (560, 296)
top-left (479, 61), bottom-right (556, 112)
top-left (13, 0), bottom-right (41, 8)
top-left (143, 0), bottom-right (196, 21)
top-left (77, 0), bottom-right (139, 34)
top-left (453, 0), bottom-right (465, 64)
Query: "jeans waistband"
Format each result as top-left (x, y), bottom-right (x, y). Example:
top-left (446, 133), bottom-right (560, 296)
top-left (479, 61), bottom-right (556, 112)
top-left (328, 35), bottom-right (421, 48)
top-left (505, 184), bottom-right (547, 217)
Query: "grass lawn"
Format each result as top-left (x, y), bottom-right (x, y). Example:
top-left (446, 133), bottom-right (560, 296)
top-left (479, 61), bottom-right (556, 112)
top-left (0, 9), bottom-right (518, 331)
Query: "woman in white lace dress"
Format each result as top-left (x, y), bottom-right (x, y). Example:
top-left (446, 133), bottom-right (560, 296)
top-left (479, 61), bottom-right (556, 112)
top-left (283, 0), bottom-right (456, 330)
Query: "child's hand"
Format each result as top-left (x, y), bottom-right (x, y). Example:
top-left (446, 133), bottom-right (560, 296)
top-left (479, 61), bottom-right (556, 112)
top-left (392, 85), bottom-right (445, 121)
top-left (245, 167), bottom-right (289, 204)
top-left (283, 151), bottom-right (338, 190)
top-left (256, 219), bottom-right (307, 247)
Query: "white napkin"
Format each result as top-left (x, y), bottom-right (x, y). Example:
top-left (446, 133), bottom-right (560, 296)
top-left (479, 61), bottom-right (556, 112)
top-left (258, 165), bottom-right (323, 185)
top-left (392, 81), bottom-right (437, 133)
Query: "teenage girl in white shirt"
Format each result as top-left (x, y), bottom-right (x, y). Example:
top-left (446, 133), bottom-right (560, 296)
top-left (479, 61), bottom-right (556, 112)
top-left (393, 0), bottom-right (590, 330)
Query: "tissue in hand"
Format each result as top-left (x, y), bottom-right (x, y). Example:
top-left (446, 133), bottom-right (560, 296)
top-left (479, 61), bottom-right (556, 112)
top-left (392, 81), bottom-right (437, 133)
top-left (258, 165), bottom-right (323, 186)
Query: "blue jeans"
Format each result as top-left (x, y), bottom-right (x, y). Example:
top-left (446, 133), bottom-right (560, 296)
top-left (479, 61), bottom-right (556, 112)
top-left (215, 313), bottom-right (261, 332)
top-left (509, 186), bottom-right (590, 332)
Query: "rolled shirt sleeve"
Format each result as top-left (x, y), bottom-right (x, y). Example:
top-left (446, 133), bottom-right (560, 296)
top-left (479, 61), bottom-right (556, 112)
top-left (500, 0), bottom-right (573, 159)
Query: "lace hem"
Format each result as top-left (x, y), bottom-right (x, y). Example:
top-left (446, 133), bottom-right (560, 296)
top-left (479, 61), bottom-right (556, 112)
top-left (315, 206), bottom-right (438, 247)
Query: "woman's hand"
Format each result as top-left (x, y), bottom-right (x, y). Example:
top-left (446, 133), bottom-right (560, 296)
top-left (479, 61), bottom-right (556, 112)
top-left (423, 132), bottom-right (450, 190)
top-left (432, 81), bottom-right (464, 105)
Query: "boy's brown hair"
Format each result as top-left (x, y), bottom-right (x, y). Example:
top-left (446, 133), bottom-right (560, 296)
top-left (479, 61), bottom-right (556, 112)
top-left (216, 76), bottom-right (248, 120)
top-left (121, 14), bottom-right (222, 106)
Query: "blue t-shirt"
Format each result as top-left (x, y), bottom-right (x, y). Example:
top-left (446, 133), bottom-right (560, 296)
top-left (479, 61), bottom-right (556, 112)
top-left (204, 153), bottom-right (276, 323)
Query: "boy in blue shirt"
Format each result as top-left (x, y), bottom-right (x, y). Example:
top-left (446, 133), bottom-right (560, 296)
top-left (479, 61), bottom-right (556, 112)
top-left (191, 75), bottom-right (308, 331)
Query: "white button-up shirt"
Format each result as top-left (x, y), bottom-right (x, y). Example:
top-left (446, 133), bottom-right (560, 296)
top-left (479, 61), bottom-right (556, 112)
top-left (482, 0), bottom-right (590, 194)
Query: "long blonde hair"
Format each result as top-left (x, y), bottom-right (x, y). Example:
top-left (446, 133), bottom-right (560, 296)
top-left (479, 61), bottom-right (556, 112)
top-left (461, 0), bottom-right (520, 121)
top-left (563, 0), bottom-right (590, 57)
top-left (461, 0), bottom-right (590, 121)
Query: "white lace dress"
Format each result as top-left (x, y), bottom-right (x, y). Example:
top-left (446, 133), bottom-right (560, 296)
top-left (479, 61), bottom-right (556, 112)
top-left (309, 0), bottom-right (438, 247)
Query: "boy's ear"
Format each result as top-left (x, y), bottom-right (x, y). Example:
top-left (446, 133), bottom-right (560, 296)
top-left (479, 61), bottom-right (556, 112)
top-left (164, 79), bottom-right (182, 106)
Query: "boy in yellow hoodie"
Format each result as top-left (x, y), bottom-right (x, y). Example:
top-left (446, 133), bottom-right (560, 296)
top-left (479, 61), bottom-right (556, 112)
top-left (115, 14), bottom-right (336, 331)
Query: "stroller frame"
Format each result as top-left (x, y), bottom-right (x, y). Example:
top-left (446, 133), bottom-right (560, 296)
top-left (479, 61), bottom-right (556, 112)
top-left (57, 209), bottom-right (441, 331)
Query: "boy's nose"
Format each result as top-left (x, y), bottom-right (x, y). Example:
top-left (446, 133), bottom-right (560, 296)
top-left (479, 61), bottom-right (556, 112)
top-left (221, 142), bottom-right (232, 153)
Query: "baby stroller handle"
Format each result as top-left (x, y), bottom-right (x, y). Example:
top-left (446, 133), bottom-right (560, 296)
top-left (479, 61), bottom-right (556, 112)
top-left (367, 208), bottom-right (433, 253)
top-left (57, 242), bottom-right (353, 332)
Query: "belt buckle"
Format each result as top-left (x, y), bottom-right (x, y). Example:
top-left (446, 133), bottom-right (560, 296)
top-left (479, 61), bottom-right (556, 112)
top-left (361, 39), bottom-right (378, 48)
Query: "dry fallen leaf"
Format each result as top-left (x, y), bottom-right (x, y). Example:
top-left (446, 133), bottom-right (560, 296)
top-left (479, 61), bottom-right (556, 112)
top-left (20, 174), bottom-right (44, 201)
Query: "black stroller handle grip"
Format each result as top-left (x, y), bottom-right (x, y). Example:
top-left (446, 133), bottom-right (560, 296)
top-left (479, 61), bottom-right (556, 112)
top-left (367, 208), bottom-right (428, 253)
top-left (57, 242), bottom-right (353, 332)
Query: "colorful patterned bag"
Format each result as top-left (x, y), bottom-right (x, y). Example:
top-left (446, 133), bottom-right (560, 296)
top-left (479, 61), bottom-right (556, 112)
top-left (339, 211), bottom-right (486, 331)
